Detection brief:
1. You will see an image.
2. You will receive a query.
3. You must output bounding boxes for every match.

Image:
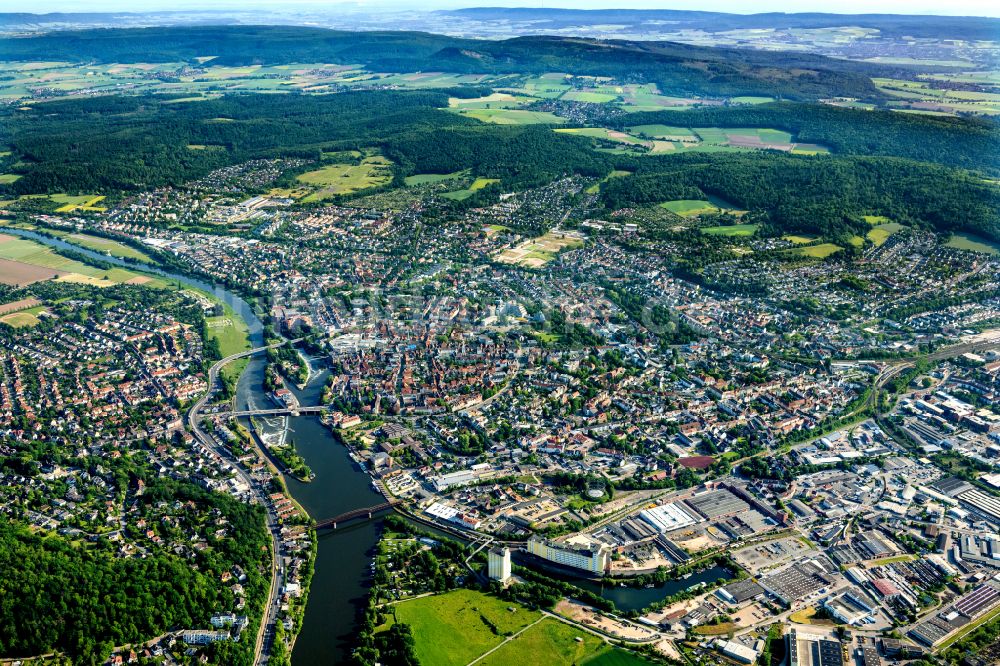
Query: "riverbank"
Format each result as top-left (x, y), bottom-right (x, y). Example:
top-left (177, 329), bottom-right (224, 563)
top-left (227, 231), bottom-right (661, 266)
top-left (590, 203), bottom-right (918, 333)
top-left (1, 226), bottom-right (327, 663)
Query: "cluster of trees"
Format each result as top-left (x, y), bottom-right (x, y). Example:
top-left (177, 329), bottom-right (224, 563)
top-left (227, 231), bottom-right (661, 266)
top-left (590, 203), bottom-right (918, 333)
top-left (1, 91), bottom-right (612, 197)
top-left (602, 153), bottom-right (1000, 242)
top-left (0, 477), bottom-right (268, 664)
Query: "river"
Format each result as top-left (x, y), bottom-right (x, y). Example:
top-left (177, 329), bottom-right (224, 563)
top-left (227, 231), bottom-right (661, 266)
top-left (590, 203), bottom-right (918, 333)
top-left (4, 226), bottom-right (734, 657)
top-left (2, 226), bottom-right (385, 665)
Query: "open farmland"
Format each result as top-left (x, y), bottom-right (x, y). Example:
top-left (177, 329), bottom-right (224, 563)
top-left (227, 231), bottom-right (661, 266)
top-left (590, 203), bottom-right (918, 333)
top-left (454, 108), bottom-right (567, 125)
top-left (628, 125), bottom-right (828, 154)
top-left (497, 230), bottom-right (586, 267)
top-left (0, 234), bottom-right (161, 287)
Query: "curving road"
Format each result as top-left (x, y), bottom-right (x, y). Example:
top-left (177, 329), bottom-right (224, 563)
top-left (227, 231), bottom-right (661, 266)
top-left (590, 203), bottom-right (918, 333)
top-left (187, 339), bottom-right (292, 665)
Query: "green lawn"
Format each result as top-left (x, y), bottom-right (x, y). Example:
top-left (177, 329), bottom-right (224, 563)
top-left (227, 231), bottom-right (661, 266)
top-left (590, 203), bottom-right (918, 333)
top-left (867, 222), bottom-right (905, 246)
top-left (795, 243), bottom-right (843, 258)
top-left (404, 171), bottom-right (465, 186)
top-left (0, 173), bottom-right (20, 184)
top-left (386, 589), bottom-right (541, 666)
top-left (59, 232), bottom-right (154, 263)
top-left (661, 199), bottom-right (738, 216)
top-left (205, 305), bottom-right (251, 381)
top-left (702, 224), bottom-right (758, 237)
top-left (945, 232), bottom-right (1000, 255)
top-left (479, 618), bottom-right (649, 666)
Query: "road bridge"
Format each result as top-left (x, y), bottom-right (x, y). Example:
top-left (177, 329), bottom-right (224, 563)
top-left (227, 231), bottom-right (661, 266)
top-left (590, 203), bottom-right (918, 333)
top-left (213, 406), bottom-right (327, 418)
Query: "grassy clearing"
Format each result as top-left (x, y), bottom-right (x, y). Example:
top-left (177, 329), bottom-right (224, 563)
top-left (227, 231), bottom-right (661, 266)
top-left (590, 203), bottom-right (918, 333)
top-left (206, 306), bottom-right (251, 381)
top-left (585, 169), bottom-right (632, 194)
top-left (661, 199), bottom-right (741, 217)
top-left (497, 231), bottom-right (585, 267)
top-left (795, 243), bottom-right (843, 258)
top-left (479, 617), bottom-right (646, 666)
top-left (456, 108), bottom-right (567, 125)
top-left (783, 235), bottom-right (818, 245)
top-left (945, 232), bottom-right (1000, 255)
top-left (404, 171), bottom-right (465, 186)
top-left (297, 155), bottom-right (392, 201)
top-left (0, 306), bottom-right (46, 328)
top-left (57, 232), bottom-right (154, 263)
top-left (867, 222), bottom-right (905, 246)
top-left (386, 589), bottom-right (541, 666)
top-left (447, 93), bottom-right (531, 109)
top-left (702, 223), bottom-right (758, 237)
top-left (0, 174), bottom-right (20, 184)
top-left (442, 178), bottom-right (501, 201)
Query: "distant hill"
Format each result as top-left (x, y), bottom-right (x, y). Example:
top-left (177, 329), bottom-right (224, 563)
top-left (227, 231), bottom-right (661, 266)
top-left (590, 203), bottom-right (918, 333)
top-left (445, 8), bottom-right (1000, 41)
top-left (0, 25), bottom-right (893, 100)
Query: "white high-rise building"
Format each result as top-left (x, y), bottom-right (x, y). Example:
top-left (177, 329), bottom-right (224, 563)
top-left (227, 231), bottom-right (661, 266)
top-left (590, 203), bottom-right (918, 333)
top-left (488, 546), bottom-right (512, 583)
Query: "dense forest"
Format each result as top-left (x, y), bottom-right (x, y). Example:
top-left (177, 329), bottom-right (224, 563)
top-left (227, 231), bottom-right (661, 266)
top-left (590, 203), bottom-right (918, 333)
top-left (602, 153), bottom-right (1000, 242)
top-left (0, 25), bottom-right (891, 99)
top-left (0, 92), bottom-right (608, 194)
top-left (0, 479), bottom-right (268, 664)
top-left (621, 103), bottom-right (1000, 176)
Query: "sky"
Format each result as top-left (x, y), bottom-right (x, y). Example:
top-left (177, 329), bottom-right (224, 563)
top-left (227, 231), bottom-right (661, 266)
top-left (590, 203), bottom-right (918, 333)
top-left (8, 0), bottom-right (998, 17)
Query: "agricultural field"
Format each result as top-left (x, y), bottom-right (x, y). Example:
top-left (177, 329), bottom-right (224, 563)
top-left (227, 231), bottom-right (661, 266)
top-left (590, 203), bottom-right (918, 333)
top-left (873, 77), bottom-right (1000, 115)
top-left (297, 155), bottom-right (393, 201)
top-left (453, 108), bottom-right (567, 125)
top-left (497, 230), bottom-right (586, 267)
top-left (448, 93), bottom-right (532, 109)
top-left (626, 125), bottom-right (827, 154)
top-left (0, 233), bottom-right (161, 287)
top-left (555, 127), bottom-right (647, 146)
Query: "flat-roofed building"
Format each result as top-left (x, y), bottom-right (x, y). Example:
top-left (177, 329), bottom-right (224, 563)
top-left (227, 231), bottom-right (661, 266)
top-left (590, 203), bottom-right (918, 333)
top-left (527, 535), bottom-right (609, 575)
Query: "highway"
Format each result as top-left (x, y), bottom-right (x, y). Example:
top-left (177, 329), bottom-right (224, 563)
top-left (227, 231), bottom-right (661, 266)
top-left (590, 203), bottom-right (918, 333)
top-left (187, 338), bottom-right (291, 665)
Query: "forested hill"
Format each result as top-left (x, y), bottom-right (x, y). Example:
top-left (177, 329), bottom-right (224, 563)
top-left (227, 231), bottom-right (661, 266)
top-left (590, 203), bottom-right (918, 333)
top-left (619, 104), bottom-right (1000, 176)
top-left (0, 25), bottom-right (889, 100)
